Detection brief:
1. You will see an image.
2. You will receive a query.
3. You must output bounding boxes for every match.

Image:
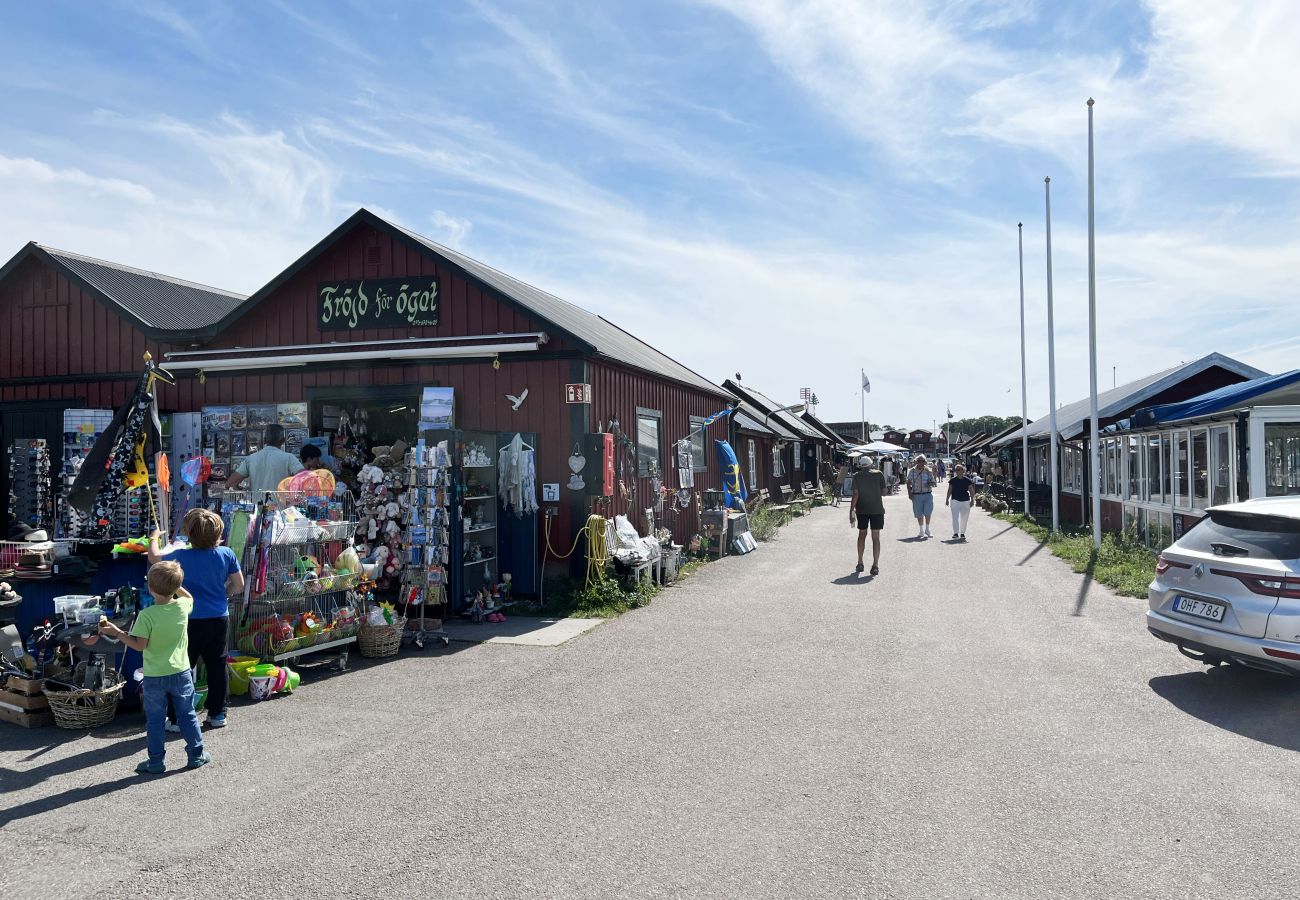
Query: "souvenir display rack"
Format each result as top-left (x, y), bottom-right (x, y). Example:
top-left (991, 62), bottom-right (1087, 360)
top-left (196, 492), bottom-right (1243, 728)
top-left (458, 430), bottom-right (499, 605)
top-left (9, 439), bottom-right (53, 533)
top-left (397, 440), bottom-right (451, 647)
top-left (224, 489), bottom-right (362, 670)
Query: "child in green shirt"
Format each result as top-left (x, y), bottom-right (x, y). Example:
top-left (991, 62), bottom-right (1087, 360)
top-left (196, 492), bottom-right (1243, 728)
top-left (99, 560), bottom-right (211, 774)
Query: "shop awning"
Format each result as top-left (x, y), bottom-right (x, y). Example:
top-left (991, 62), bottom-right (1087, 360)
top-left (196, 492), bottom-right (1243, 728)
top-left (1132, 369), bottom-right (1300, 427)
top-left (163, 333), bottom-right (548, 372)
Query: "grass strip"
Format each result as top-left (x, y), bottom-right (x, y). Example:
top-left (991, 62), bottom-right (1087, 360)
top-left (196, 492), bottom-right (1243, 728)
top-left (992, 511), bottom-right (1157, 598)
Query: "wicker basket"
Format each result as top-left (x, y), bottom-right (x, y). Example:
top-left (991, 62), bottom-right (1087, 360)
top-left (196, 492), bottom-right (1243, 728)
top-left (357, 617), bottom-right (406, 658)
top-left (43, 669), bottom-right (124, 729)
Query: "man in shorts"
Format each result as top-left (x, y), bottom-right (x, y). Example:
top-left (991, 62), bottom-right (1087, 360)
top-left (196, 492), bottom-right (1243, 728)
top-left (849, 455), bottom-right (886, 575)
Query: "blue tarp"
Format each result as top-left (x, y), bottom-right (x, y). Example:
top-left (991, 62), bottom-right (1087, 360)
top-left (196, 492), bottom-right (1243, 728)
top-left (1133, 369), bottom-right (1300, 427)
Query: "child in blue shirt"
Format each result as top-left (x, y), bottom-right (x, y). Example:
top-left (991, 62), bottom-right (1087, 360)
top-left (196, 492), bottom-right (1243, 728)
top-left (149, 508), bottom-right (244, 729)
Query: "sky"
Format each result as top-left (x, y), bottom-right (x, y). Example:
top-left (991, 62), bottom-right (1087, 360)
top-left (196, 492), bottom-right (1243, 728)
top-left (2, 0), bottom-right (1299, 429)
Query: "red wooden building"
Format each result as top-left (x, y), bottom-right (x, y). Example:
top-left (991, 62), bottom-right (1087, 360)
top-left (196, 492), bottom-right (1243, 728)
top-left (0, 209), bottom-right (733, 581)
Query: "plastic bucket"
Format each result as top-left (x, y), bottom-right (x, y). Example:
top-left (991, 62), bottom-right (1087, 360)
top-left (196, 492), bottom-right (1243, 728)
top-left (193, 689), bottom-right (208, 711)
top-left (227, 657), bottom-right (260, 696)
top-left (247, 675), bottom-right (276, 702)
top-left (283, 669), bottom-right (301, 693)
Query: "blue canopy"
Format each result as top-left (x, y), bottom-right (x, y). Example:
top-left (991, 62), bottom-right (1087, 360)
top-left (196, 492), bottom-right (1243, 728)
top-left (1132, 369), bottom-right (1300, 427)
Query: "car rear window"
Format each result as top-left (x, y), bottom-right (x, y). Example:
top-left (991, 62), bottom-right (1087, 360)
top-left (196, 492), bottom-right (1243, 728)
top-left (1179, 511), bottom-right (1300, 561)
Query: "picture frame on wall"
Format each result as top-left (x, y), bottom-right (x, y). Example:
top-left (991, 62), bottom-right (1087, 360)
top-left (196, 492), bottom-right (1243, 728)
top-left (419, 387), bottom-right (454, 430)
top-left (231, 406), bottom-right (248, 429)
top-left (248, 405), bottom-right (276, 428)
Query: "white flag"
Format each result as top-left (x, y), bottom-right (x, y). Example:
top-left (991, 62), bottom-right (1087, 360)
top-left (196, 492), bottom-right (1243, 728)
top-left (861, 371), bottom-right (871, 392)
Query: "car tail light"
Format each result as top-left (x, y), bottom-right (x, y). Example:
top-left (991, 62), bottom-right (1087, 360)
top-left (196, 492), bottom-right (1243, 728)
top-left (1156, 555), bottom-right (1192, 576)
top-left (1211, 569), bottom-right (1300, 599)
top-left (1263, 647), bottom-right (1300, 661)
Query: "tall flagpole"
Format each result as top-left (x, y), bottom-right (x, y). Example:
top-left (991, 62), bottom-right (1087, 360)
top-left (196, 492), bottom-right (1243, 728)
top-left (860, 369), bottom-right (865, 442)
top-left (1045, 176), bottom-right (1060, 533)
top-left (1018, 222), bottom-right (1029, 517)
top-left (1087, 98), bottom-right (1101, 549)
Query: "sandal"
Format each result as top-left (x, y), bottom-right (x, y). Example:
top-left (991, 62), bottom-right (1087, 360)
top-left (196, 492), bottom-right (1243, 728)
top-left (854, 563), bottom-right (864, 573)
top-left (870, 565), bottom-right (880, 576)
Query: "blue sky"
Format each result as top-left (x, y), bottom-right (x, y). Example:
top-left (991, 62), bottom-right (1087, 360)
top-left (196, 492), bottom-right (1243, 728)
top-left (3, 1), bottom-right (1299, 429)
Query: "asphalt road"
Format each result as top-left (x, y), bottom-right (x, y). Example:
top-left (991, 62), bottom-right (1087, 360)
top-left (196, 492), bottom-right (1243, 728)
top-left (5, 490), bottom-right (1300, 899)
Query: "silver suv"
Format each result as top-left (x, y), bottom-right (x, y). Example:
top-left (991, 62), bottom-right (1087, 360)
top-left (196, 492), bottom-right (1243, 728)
top-left (1147, 497), bottom-right (1300, 675)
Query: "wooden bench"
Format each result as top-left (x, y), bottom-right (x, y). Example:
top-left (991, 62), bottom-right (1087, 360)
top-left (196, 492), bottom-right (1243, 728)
top-left (780, 484), bottom-right (812, 513)
top-left (799, 480), bottom-right (821, 501)
top-left (749, 487), bottom-right (790, 514)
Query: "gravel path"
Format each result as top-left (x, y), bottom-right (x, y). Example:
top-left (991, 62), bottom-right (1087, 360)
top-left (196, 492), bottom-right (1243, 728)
top-left (4, 491), bottom-right (1299, 899)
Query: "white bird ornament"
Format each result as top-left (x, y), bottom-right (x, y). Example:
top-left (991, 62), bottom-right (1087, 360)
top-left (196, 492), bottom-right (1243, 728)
top-left (506, 388), bottom-right (529, 410)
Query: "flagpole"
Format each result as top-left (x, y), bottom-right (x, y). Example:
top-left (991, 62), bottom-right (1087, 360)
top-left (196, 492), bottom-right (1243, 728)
top-left (1018, 222), bottom-right (1029, 517)
top-left (860, 369), bottom-right (866, 442)
top-left (1087, 98), bottom-right (1101, 549)
top-left (1045, 176), bottom-right (1060, 533)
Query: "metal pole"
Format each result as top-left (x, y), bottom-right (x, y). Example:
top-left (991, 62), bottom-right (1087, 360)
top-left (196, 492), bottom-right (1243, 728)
top-left (1045, 176), bottom-right (1060, 533)
top-left (860, 369), bottom-right (866, 442)
top-left (1087, 98), bottom-right (1101, 549)
top-left (1018, 222), bottom-right (1029, 517)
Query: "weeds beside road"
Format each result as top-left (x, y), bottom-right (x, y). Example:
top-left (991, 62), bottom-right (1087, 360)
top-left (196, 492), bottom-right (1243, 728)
top-left (992, 510), bottom-right (1158, 598)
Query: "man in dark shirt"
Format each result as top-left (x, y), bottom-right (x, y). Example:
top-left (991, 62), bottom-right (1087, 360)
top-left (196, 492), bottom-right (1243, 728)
top-left (849, 456), bottom-right (886, 575)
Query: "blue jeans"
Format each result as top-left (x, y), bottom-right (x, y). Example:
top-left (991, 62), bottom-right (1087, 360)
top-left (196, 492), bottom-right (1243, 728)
top-left (142, 670), bottom-right (204, 764)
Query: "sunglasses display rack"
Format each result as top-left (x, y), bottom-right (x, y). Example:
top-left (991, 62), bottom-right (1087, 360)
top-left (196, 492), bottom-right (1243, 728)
top-left (9, 439), bottom-right (53, 532)
top-left (397, 441), bottom-right (451, 647)
top-left (58, 409), bottom-right (113, 539)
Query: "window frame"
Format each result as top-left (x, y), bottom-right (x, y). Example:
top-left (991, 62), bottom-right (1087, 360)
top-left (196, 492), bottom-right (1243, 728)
top-left (687, 416), bottom-right (707, 472)
top-left (635, 406), bottom-right (663, 478)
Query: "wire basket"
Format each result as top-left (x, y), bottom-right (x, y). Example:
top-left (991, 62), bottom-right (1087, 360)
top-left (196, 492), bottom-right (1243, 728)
top-left (43, 670), bottom-right (124, 729)
top-left (357, 617), bottom-right (406, 658)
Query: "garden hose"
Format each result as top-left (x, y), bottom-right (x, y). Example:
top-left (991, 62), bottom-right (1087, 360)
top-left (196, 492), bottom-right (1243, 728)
top-left (543, 513), bottom-right (610, 588)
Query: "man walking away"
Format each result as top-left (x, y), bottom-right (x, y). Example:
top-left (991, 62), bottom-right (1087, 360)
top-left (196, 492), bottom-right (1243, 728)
top-left (946, 463), bottom-right (975, 541)
top-left (226, 424), bottom-right (303, 496)
top-left (849, 455), bottom-right (886, 575)
top-left (907, 454), bottom-right (936, 539)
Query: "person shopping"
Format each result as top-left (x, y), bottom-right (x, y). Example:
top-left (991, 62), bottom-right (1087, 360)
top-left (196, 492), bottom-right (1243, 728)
top-left (149, 508), bottom-right (243, 729)
top-left (907, 454), bottom-right (936, 539)
top-left (849, 456), bottom-right (886, 575)
top-left (98, 561), bottom-right (211, 774)
top-left (946, 464), bottom-right (975, 541)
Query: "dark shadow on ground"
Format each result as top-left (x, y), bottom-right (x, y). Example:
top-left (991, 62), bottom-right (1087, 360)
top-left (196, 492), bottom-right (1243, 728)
top-left (896, 537), bottom-right (926, 543)
top-left (0, 771), bottom-right (179, 826)
top-left (987, 525), bottom-right (1017, 540)
top-left (1149, 665), bottom-right (1300, 752)
top-left (1074, 550), bottom-right (1097, 616)
top-left (1017, 541), bottom-right (1048, 566)
top-left (831, 574), bottom-right (875, 585)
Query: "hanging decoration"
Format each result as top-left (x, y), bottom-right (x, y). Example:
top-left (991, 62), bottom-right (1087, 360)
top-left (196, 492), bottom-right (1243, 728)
top-left (505, 388), bottom-right (529, 411)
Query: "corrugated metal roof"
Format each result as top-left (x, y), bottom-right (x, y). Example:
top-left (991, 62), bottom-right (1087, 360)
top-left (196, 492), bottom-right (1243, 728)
top-left (993, 353), bottom-right (1266, 446)
top-left (734, 409), bottom-right (778, 436)
top-left (39, 245), bottom-right (246, 333)
top-left (723, 380), bottom-right (821, 440)
top-left (387, 219), bottom-right (727, 397)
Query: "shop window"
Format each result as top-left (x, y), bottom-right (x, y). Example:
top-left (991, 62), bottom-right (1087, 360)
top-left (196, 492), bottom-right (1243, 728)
top-left (747, 439), bottom-right (757, 489)
top-left (1192, 429), bottom-right (1209, 508)
top-left (1147, 435), bottom-right (1162, 504)
top-left (1174, 431), bottom-right (1190, 509)
top-left (1123, 434), bottom-right (1133, 499)
top-left (1264, 423), bottom-right (1300, 496)
top-left (636, 407), bottom-right (662, 477)
top-left (772, 445), bottom-right (784, 478)
top-left (688, 416), bottom-right (707, 471)
top-left (1211, 426), bottom-right (1233, 506)
top-left (1161, 433), bottom-right (1173, 501)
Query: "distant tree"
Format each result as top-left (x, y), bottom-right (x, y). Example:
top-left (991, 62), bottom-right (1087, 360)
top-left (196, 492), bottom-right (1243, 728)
top-left (949, 415), bottom-right (1020, 437)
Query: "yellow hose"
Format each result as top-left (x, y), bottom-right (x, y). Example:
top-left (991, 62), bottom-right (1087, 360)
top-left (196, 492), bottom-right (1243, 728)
top-left (544, 513), bottom-right (610, 588)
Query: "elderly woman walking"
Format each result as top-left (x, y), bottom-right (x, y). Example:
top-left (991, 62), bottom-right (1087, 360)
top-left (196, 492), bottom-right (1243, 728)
top-left (945, 463), bottom-right (975, 541)
top-left (907, 454), bottom-right (937, 539)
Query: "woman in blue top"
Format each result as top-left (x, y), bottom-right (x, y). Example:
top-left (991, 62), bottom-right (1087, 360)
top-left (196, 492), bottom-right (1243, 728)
top-left (148, 508), bottom-right (243, 729)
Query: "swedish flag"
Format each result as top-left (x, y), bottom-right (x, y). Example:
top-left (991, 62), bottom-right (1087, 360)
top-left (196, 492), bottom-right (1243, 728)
top-left (715, 440), bottom-right (748, 510)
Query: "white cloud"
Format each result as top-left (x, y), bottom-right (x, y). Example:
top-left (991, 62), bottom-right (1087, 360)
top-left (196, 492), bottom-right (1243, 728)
top-left (429, 210), bottom-right (473, 248)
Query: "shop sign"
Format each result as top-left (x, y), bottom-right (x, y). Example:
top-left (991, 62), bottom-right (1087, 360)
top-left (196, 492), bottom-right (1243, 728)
top-left (565, 383), bottom-right (592, 404)
top-left (317, 277), bottom-right (439, 331)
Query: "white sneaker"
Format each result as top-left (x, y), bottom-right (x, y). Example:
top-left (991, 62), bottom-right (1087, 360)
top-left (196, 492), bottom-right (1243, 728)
top-left (165, 721), bottom-right (181, 733)
top-left (924, 526), bottom-right (932, 538)
top-left (917, 528), bottom-right (925, 539)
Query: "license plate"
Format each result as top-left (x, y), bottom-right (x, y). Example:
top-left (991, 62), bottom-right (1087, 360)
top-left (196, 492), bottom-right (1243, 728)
top-left (1173, 595), bottom-right (1226, 622)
